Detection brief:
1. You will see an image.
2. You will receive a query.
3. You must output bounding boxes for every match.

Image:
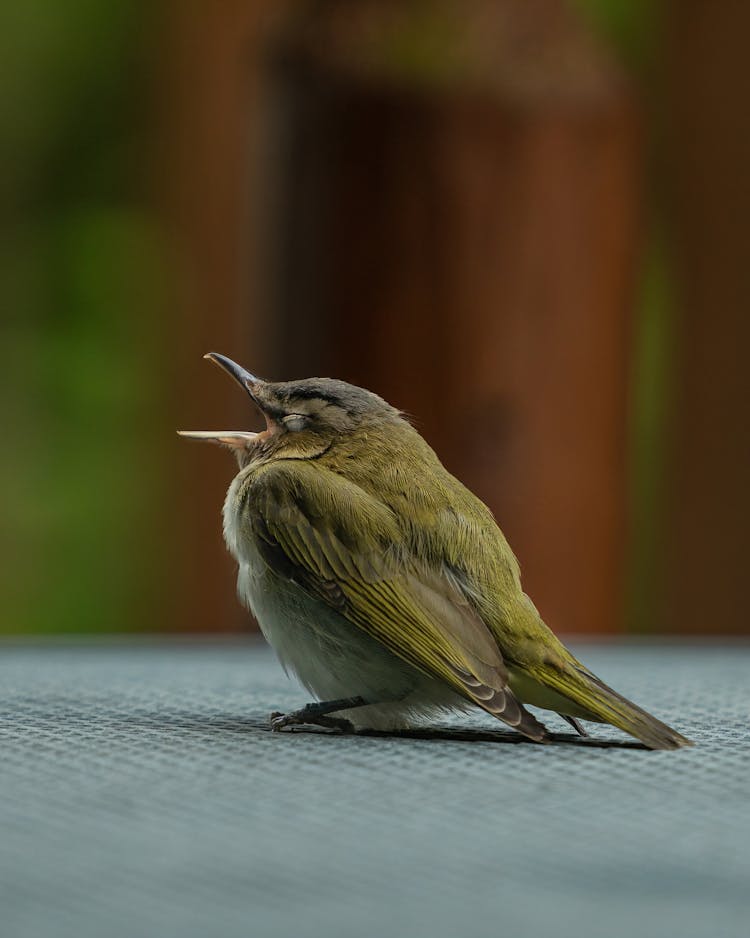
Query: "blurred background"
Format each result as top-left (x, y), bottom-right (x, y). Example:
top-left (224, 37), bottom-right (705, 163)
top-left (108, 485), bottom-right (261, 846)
top-left (1, 0), bottom-right (748, 639)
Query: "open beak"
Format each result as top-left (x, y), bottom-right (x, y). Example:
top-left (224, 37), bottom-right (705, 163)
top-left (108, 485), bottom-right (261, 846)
top-left (176, 429), bottom-right (259, 446)
top-left (202, 352), bottom-right (261, 397)
top-left (177, 353), bottom-right (265, 449)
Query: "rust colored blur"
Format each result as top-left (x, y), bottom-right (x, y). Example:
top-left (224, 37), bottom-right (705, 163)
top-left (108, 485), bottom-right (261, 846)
top-left (157, 1), bottom-right (282, 631)
top-left (661, 2), bottom-right (750, 635)
top-left (268, 0), bottom-right (640, 634)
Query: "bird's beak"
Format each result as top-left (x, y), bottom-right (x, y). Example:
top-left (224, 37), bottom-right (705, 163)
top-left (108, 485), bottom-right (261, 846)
top-left (177, 353), bottom-right (264, 449)
top-left (202, 352), bottom-right (261, 398)
top-left (176, 429), bottom-right (259, 447)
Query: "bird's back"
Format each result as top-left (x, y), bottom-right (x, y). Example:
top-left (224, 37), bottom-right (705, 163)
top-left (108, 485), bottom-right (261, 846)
top-left (316, 417), bottom-right (691, 748)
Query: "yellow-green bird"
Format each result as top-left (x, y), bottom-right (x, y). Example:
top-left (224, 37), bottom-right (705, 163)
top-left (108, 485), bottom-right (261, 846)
top-left (180, 353), bottom-right (692, 750)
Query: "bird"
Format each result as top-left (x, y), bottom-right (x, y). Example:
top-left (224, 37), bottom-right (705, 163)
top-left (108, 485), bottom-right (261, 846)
top-left (179, 352), bottom-right (692, 750)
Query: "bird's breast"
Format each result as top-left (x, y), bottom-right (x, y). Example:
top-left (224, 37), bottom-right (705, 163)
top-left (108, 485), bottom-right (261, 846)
top-left (221, 470), bottom-right (254, 566)
top-left (219, 470), bottom-right (433, 712)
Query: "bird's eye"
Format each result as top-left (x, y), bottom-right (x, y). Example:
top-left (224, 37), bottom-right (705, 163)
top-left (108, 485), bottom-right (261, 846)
top-left (282, 414), bottom-right (309, 432)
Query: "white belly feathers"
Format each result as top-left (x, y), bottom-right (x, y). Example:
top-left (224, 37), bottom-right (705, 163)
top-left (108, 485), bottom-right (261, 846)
top-left (221, 468), bottom-right (466, 729)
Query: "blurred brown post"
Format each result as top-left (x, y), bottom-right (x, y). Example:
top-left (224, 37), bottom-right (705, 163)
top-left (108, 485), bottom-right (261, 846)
top-left (660, 1), bottom-right (750, 635)
top-left (156, 2), bottom-right (287, 631)
top-left (269, 0), bottom-right (640, 634)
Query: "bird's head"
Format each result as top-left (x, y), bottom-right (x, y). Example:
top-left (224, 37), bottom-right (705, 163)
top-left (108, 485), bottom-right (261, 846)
top-left (178, 353), bottom-right (400, 468)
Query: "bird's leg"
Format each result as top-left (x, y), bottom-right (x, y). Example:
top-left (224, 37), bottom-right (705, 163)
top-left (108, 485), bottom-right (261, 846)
top-left (559, 714), bottom-right (589, 737)
top-left (270, 696), bottom-right (369, 733)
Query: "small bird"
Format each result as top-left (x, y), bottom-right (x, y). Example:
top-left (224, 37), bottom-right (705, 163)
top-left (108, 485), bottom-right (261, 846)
top-left (180, 353), bottom-right (692, 749)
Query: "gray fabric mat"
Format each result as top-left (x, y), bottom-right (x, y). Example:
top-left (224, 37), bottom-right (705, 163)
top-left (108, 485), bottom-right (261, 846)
top-left (0, 640), bottom-right (747, 938)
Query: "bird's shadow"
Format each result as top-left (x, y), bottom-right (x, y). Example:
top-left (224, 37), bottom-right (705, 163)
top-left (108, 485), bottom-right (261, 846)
top-left (122, 711), bottom-right (646, 750)
top-left (353, 725), bottom-right (647, 749)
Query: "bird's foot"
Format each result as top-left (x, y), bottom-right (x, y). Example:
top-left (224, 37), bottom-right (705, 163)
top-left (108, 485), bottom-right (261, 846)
top-left (559, 714), bottom-right (589, 737)
top-left (269, 696), bottom-right (367, 733)
top-left (269, 707), bottom-right (355, 734)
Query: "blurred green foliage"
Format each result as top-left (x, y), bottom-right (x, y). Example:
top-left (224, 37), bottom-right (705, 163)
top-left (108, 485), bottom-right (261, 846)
top-left (573, 0), bottom-right (663, 74)
top-left (1, 1), bottom-right (167, 633)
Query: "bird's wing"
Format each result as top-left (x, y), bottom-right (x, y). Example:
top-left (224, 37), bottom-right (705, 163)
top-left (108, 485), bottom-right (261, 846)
top-left (245, 461), bottom-right (547, 740)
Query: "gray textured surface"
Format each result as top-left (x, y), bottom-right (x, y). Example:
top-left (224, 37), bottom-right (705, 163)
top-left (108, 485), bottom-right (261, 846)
top-left (0, 639), bottom-right (748, 938)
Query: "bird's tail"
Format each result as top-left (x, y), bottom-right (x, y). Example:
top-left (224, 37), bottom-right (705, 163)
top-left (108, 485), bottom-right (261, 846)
top-left (540, 663), bottom-right (693, 750)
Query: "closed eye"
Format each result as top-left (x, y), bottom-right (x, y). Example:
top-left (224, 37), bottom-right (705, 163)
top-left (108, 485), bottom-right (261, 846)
top-left (282, 414), bottom-right (309, 432)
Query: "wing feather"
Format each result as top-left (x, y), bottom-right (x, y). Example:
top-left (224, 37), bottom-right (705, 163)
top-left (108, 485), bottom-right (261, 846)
top-left (246, 462), bottom-right (547, 741)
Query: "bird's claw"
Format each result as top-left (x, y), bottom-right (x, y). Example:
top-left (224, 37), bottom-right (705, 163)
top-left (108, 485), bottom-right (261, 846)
top-left (269, 709), bottom-right (355, 733)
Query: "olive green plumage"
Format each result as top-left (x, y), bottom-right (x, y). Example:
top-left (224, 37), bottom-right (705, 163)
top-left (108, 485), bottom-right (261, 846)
top-left (180, 354), bottom-right (692, 750)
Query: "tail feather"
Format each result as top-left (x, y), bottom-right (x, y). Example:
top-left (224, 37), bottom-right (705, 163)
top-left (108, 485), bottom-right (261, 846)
top-left (541, 665), bottom-right (693, 750)
top-left (480, 686), bottom-right (550, 743)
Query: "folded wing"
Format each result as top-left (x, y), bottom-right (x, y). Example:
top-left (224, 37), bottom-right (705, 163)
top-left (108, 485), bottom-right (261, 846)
top-left (245, 462), bottom-right (548, 741)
